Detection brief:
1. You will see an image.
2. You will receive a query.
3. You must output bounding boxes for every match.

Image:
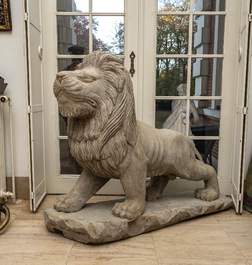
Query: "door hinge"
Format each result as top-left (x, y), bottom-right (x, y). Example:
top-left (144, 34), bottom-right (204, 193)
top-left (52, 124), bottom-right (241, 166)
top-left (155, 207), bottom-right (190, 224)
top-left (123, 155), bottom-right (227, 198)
top-left (30, 192), bottom-right (34, 200)
top-left (238, 193), bottom-right (242, 201)
top-left (24, 13), bottom-right (28, 21)
top-left (27, 105), bottom-right (31, 114)
top-left (243, 107), bottom-right (248, 115)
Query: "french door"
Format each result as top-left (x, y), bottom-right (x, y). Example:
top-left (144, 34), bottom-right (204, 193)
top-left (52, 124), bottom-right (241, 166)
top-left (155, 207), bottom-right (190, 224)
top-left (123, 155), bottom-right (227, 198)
top-left (43, 0), bottom-right (139, 194)
top-left (42, 0), bottom-right (241, 199)
top-left (25, 0), bottom-right (46, 211)
top-left (141, 0), bottom-right (237, 196)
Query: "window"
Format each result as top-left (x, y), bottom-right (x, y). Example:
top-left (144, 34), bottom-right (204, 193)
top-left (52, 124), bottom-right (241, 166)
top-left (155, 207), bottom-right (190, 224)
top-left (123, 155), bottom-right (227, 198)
top-left (56, 0), bottom-right (125, 175)
top-left (155, 0), bottom-right (226, 171)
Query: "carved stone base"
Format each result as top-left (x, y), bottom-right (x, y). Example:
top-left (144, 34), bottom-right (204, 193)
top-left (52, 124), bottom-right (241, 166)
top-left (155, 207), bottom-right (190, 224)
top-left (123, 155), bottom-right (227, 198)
top-left (43, 191), bottom-right (233, 244)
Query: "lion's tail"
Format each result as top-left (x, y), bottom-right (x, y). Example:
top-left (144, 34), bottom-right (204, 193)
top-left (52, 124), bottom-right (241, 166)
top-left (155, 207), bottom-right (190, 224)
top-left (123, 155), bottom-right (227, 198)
top-left (190, 140), bottom-right (203, 162)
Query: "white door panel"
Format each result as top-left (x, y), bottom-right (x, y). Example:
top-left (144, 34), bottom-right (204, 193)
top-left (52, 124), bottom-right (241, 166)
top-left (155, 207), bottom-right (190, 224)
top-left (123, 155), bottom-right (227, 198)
top-left (231, 0), bottom-right (251, 213)
top-left (26, 0), bottom-right (46, 210)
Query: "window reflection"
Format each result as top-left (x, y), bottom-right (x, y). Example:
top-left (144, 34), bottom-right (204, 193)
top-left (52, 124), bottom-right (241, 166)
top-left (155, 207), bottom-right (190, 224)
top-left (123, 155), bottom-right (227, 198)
top-left (57, 16), bottom-right (89, 55)
top-left (161, 85), bottom-right (199, 136)
top-left (93, 16), bottom-right (124, 55)
top-left (157, 15), bottom-right (189, 55)
top-left (60, 140), bottom-right (82, 175)
top-left (193, 0), bottom-right (226, 12)
top-left (193, 15), bottom-right (225, 55)
top-left (156, 99), bottom-right (220, 137)
top-left (191, 58), bottom-right (223, 97)
top-left (191, 100), bottom-right (220, 135)
top-left (156, 100), bottom-right (173, 129)
top-left (156, 58), bottom-right (188, 96)
top-left (58, 58), bottom-right (83, 72)
top-left (57, 0), bottom-right (89, 12)
top-left (93, 0), bottom-right (124, 13)
top-left (158, 0), bottom-right (190, 12)
top-left (194, 140), bottom-right (219, 171)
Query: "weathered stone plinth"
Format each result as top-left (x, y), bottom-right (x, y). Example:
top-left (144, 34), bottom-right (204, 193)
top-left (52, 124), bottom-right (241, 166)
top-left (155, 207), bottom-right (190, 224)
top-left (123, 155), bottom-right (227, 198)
top-left (44, 191), bottom-right (233, 244)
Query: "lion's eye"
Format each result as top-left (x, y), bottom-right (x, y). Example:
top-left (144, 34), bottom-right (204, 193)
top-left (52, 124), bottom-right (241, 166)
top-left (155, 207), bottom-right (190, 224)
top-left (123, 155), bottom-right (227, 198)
top-left (83, 79), bottom-right (94, 83)
top-left (78, 77), bottom-right (96, 83)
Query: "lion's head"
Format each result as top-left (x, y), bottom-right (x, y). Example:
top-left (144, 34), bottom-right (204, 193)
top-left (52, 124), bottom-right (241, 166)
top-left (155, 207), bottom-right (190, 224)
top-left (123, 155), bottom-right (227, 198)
top-left (53, 51), bottom-right (138, 177)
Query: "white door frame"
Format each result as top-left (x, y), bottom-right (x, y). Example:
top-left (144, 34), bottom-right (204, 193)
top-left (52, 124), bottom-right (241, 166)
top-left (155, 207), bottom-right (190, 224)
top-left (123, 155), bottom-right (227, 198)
top-left (42, 0), bottom-right (140, 194)
top-left (42, 0), bottom-right (242, 197)
top-left (141, 0), bottom-right (241, 196)
top-left (25, 0), bottom-right (47, 210)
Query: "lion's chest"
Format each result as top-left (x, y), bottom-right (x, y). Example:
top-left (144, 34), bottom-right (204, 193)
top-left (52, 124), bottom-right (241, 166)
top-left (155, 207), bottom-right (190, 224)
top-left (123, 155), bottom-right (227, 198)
top-left (68, 137), bottom-right (120, 179)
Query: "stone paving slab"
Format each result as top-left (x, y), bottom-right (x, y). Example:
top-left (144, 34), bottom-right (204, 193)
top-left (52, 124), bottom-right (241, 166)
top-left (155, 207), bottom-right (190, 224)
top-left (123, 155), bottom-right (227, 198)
top-left (44, 191), bottom-right (233, 244)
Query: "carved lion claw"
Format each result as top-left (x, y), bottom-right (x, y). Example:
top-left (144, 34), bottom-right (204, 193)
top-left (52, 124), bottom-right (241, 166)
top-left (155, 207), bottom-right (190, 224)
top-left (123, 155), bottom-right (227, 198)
top-left (112, 200), bottom-right (145, 221)
top-left (194, 188), bottom-right (219, 202)
top-left (54, 193), bottom-right (86, 213)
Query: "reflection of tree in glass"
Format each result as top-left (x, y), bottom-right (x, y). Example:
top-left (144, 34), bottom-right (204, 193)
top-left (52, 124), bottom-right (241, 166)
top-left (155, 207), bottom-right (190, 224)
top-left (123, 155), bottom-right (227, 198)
top-left (158, 0), bottom-right (190, 12)
top-left (156, 3), bottom-right (196, 99)
top-left (156, 58), bottom-right (187, 98)
top-left (157, 15), bottom-right (189, 55)
top-left (156, 14), bottom-right (189, 99)
top-left (74, 16), bottom-right (111, 53)
top-left (111, 21), bottom-right (124, 55)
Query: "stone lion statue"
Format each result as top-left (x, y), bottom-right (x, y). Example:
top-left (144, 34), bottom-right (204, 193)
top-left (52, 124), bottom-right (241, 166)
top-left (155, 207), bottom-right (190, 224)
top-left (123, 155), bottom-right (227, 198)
top-left (53, 51), bottom-right (219, 221)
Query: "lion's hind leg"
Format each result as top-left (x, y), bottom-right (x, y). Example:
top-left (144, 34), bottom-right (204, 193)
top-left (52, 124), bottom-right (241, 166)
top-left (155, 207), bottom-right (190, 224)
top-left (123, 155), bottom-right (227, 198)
top-left (146, 176), bottom-right (169, 201)
top-left (194, 163), bottom-right (219, 201)
top-left (177, 158), bottom-right (219, 202)
top-left (186, 160), bottom-right (219, 202)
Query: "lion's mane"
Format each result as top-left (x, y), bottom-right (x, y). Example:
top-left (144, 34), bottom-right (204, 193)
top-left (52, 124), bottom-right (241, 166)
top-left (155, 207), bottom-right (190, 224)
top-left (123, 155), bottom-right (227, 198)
top-left (66, 52), bottom-right (138, 178)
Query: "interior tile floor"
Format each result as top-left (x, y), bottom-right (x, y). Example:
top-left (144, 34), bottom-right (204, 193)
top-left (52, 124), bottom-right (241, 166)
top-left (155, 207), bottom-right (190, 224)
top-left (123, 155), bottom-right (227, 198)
top-left (0, 194), bottom-right (252, 265)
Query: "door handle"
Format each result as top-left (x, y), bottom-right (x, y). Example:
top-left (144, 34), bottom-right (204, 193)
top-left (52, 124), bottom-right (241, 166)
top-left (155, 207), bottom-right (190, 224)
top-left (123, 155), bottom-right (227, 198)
top-left (0, 198), bottom-right (10, 233)
top-left (38, 46), bottom-right (43, 60)
top-left (129, 51), bottom-right (135, 77)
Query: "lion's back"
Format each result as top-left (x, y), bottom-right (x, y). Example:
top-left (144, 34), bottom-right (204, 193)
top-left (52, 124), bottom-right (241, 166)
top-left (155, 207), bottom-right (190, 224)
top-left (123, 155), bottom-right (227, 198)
top-left (137, 121), bottom-right (197, 177)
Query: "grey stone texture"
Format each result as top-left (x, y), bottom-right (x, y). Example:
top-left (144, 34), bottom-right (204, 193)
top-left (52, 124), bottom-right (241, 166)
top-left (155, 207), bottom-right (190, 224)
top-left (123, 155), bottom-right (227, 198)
top-left (52, 51), bottom-right (220, 222)
top-left (44, 191), bottom-right (233, 244)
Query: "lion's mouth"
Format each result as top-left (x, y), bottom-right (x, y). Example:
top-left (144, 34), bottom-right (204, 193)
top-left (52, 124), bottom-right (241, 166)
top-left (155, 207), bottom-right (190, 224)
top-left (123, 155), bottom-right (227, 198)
top-left (57, 90), bottom-right (97, 108)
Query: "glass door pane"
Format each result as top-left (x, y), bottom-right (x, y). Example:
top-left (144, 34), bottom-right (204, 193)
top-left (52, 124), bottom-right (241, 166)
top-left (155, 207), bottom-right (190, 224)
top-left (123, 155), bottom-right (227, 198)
top-left (154, 0), bottom-right (225, 170)
top-left (57, 0), bottom-right (89, 12)
top-left (158, 0), bottom-right (191, 12)
top-left (56, 0), bottom-right (125, 176)
top-left (92, 16), bottom-right (124, 54)
top-left (57, 16), bottom-right (90, 55)
top-left (92, 0), bottom-right (124, 13)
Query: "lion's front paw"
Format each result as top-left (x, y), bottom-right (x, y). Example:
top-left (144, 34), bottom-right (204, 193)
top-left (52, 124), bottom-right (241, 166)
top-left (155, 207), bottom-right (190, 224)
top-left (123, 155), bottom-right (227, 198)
top-left (54, 193), bottom-right (86, 213)
top-left (194, 188), bottom-right (219, 202)
top-left (112, 200), bottom-right (145, 221)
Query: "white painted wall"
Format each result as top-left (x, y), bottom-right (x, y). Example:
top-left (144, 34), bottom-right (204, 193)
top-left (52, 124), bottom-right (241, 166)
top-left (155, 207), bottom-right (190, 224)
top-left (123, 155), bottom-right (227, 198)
top-left (0, 0), bottom-right (29, 178)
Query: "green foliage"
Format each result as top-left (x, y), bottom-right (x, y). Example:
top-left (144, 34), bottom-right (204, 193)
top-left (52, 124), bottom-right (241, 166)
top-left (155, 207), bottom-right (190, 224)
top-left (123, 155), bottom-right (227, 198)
top-left (156, 4), bottom-right (196, 98)
top-left (156, 58), bottom-right (187, 97)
